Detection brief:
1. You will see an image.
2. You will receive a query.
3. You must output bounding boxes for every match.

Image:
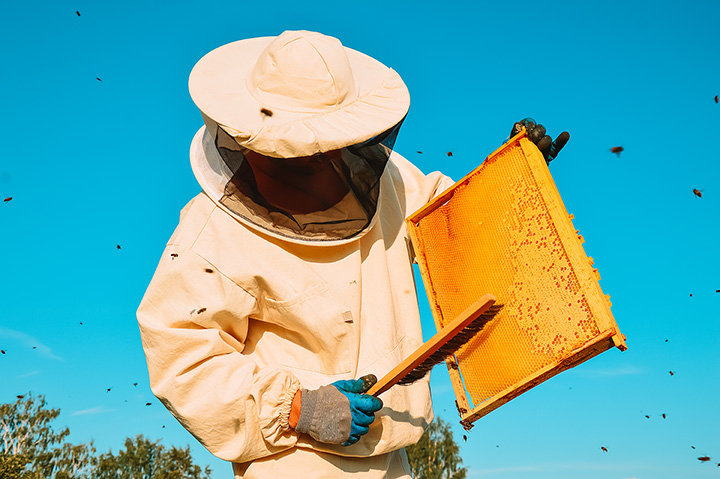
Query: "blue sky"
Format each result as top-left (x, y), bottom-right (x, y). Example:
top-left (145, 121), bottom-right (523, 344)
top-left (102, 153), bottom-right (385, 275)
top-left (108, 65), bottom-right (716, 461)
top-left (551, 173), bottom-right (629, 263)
top-left (1, 1), bottom-right (718, 478)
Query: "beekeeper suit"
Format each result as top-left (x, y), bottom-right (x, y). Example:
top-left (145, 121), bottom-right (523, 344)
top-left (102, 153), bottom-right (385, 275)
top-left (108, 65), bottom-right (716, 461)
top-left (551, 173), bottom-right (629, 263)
top-left (137, 30), bottom-right (456, 478)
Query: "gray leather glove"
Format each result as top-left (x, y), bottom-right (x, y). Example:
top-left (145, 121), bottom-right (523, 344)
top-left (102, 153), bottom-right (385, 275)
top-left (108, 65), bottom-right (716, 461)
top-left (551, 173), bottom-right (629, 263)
top-left (295, 374), bottom-right (382, 446)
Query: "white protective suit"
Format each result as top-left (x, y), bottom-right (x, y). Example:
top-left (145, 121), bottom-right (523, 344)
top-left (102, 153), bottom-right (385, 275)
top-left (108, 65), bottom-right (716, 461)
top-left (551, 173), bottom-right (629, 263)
top-left (137, 129), bottom-right (455, 478)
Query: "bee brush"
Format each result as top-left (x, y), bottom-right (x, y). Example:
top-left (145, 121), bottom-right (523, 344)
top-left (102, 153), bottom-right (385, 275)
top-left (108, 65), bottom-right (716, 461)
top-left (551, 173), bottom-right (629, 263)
top-left (367, 294), bottom-right (501, 397)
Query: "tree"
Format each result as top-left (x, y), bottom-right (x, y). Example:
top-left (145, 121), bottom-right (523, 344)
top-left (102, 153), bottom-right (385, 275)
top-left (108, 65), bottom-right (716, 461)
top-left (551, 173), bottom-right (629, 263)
top-left (0, 393), bottom-right (73, 478)
top-left (94, 435), bottom-right (212, 479)
top-left (1, 394), bottom-right (211, 479)
top-left (0, 454), bottom-right (42, 479)
top-left (405, 417), bottom-right (467, 479)
top-left (52, 441), bottom-right (97, 479)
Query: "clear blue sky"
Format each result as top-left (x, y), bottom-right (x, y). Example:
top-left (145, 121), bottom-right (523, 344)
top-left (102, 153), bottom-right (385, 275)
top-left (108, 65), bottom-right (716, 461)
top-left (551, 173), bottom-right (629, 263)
top-left (1, 1), bottom-right (719, 478)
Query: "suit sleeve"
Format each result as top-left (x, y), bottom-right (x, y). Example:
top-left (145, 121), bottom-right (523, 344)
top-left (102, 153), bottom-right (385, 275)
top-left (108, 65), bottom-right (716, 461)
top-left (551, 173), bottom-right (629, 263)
top-left (137, 238), bottom-right (301, 463)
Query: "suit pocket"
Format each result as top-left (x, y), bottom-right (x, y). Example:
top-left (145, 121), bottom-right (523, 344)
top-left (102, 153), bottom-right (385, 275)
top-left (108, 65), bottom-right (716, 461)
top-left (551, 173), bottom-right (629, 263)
top-left (257, 284), bottom-right (355, 375)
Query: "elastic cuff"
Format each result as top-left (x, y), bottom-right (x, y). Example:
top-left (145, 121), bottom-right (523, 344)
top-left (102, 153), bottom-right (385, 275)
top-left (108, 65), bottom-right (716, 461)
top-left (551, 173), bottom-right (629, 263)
top-left (279, 382), bottom-right (302, 431)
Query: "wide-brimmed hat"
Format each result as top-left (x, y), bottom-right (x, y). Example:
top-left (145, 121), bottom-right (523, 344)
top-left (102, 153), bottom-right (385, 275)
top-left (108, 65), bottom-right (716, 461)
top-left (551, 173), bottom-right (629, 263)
top-left (188, 30), bottom-right (410, 158)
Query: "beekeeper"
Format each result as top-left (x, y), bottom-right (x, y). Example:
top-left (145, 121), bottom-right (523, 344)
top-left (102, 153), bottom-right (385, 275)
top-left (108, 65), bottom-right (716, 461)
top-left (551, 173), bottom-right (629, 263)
top-left (137, 30), bottom-right (567, 478)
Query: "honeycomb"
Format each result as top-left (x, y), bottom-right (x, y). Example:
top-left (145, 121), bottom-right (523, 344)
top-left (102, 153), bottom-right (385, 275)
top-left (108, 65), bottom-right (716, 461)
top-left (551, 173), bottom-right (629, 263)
top-left (407, 132), bottom-right (626, 422)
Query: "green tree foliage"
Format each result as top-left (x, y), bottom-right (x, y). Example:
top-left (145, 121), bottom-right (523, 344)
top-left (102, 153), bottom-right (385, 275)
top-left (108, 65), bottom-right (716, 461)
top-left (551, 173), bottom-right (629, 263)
top-left (95, 435), bottom-right (211, 479)
top-left (0, 454), bottom-right (43, 479)
top-left (405, 417), bottom-right (467, 479)
top-left (0, 394), bottom-right (211, 479)
top-left (0, 393), bottom-right (76, 478)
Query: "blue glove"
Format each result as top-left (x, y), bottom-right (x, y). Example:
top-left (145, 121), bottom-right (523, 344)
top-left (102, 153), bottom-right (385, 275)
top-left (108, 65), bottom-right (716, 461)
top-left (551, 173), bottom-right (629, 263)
top-left (295, 374), bottom-right (383, 446)
top-left (510, 118), bottom-right (570, 164)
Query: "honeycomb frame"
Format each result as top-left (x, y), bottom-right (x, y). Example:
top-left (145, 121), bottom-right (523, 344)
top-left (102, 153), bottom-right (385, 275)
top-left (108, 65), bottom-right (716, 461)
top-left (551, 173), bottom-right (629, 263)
top-left (407, 130), bottom-right (627, 424)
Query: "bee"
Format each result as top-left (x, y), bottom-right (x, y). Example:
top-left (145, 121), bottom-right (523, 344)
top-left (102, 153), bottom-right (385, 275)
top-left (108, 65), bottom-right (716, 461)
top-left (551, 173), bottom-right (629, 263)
top-left (715, 95), bottom-right (719, 103)
top-left (692, 446), bottom-right (696, 449)
top-left (204, 268), bottom-right (214, 274)
top-left (196, 308), bottom-right (207, 314)
top-left (462, 435), bottom-right (467, 442)
top-left (601, 446), bottom-right (608, 453)
top-left (145, 402), bottom-right (152, 406)
top-left (3, 197), bottom-right (11, 204)
top-left (662, 413), bottom-right (666, 419)
top-left (133, 382), bottom-right (138, 386)
top-left (716, 290), bottom-right (720, 293)
top-left (17, 395), bottom-right (24, 399)
top-left (170, 253), bottom-right (178, 260)
top-left (692, 189), bottom-right (702, 198)
top-left (669, 371), bottom-right (674, 376)
top-left (645, 415), bottom-right (650, 419)
top-left (447, 152), bottom-right (453, 157)
top-left (417, 151), bottom-right (423, 154)
top-left (260, 108), bottom-right (273, 117)
top-left (116, 245), bottom-right (121, 250)
top-left (698, 456), bottom-right (711, 462)
top-left (1, 350), bottom-right (5, 354)
top-left (610, 146), bottom-right (624, 157)
top-left (107, 388), bottom-right (112, 392)
top-left (459, 419), bottom-right (474, 431)
top-left (76, 10), bottom-right (80, 16)
top-left (96, 77), bottom-right (102, 82)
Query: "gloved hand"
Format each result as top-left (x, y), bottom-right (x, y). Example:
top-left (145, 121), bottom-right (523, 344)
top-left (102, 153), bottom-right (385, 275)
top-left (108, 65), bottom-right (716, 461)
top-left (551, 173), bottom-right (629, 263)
top-left (510, 118), bottom-right (570, 164)
top-left (294, 374), bottom-right (382, 446)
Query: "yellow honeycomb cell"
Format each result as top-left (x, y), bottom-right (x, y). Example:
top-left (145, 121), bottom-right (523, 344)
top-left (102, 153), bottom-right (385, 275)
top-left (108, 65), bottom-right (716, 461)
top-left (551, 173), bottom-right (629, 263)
top-left (407, 131), bottom-right (626, 424)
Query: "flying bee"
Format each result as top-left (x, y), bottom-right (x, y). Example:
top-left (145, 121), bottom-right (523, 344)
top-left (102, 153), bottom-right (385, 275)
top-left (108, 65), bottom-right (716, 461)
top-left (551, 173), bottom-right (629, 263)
top-left (3, 197), bottom-right (11, 204)
top-left (699, 456), bottom-right (711, 462)
top-left (715, 95), bottom-right (719, 103)
top-left (447, 151), bottom-right (453, 157)
top-left (601, 446), bottom-right (608, 453)
top-left (669, 371), bottom-right (674, 376)
top-left (692, 189), bottom-right (702, 198)
top-left (170, 253), bottom-right (178, 260)
top-left (610, 146), bottom-right (624, 157)
top-left (196, 308), bottom-right (207, 314)
top-left (260, 108), bottom-right (273, 117)
top-left (204, 268), bottom-right (214, 273)
top-left (116, 245), bottom-right (121, 250)
top-left (146, 402), bottom-right (152, 406)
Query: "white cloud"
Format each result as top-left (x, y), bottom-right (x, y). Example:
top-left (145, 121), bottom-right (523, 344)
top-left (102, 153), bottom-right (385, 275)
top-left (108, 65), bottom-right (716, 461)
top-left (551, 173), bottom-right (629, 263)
top-left (71, 406), bottom-right (114, 416)
top-left (0, 326), bottom-right (62, 361)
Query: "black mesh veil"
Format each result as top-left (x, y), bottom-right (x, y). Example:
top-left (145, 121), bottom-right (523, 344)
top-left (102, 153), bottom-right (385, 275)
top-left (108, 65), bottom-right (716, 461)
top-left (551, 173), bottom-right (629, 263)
top-left (213, 120), bottom-right (404, 242)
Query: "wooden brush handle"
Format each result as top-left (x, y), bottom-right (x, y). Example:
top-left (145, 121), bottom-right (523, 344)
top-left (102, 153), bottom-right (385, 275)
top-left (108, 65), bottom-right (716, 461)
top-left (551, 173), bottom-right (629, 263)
top-left (367, 294), bottom-right (496, 397)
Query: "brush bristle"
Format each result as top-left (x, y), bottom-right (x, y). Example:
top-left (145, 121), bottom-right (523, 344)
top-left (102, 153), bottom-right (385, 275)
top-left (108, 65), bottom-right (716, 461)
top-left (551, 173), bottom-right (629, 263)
top-left (397, 304), bottom-right (503, 385)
